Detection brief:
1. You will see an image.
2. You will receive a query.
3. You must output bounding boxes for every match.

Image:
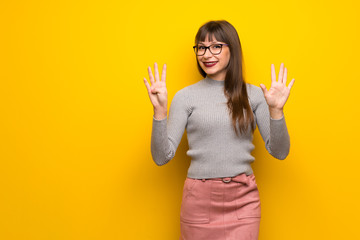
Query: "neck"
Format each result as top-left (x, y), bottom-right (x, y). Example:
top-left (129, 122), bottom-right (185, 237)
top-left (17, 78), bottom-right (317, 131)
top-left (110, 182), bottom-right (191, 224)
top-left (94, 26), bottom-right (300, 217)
top-left (207, 72), bottom-right (226, 81)
top-left (207, 75), bottom-right (225, 81)
top-left (205, 76), bottom-right (225, 86)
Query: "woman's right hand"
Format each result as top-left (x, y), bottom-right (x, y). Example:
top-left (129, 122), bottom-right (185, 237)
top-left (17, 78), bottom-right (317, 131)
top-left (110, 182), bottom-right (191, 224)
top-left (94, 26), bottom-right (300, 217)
top-left (143, 63), bottom-right (168, 119)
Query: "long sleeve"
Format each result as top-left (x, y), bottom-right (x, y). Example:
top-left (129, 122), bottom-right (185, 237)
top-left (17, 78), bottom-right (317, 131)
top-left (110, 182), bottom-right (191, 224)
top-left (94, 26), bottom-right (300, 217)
top-left (150, 89), bottom-right (190, 165)
top-left (251, 86), bottom-right (290, 160)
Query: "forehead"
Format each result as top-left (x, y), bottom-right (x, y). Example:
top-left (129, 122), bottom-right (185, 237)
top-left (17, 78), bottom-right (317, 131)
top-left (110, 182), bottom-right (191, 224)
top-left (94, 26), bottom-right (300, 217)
top-left (198, 34), bottom-right (224, 45)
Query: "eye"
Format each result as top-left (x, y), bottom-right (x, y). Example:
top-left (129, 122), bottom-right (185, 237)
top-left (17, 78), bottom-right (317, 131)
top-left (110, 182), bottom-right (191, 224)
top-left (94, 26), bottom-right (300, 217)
top-left (198, 46), bottom-right (206, 50)
top-left (213, 44), bottom-right (222, 49)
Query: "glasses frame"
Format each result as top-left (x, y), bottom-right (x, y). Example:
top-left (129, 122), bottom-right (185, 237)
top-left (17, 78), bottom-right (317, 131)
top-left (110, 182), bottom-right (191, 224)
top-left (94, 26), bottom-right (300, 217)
top-left (193, 43), bottom-right (229, 56)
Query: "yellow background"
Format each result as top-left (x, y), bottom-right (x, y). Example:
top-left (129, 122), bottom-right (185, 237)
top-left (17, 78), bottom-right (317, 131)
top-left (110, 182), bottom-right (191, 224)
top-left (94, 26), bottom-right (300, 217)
top-left (0, 0), bottom-right (359, 239)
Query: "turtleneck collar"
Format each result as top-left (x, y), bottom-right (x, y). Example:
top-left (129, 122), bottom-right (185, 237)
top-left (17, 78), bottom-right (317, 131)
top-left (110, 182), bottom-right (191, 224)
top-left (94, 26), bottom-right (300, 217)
top-left (204, 76), bottom-right (225, 86)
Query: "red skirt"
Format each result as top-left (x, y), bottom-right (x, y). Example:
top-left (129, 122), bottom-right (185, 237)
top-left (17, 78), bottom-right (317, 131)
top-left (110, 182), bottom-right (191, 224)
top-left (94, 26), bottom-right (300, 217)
top-left (180, 173), bottom-right (261, 240)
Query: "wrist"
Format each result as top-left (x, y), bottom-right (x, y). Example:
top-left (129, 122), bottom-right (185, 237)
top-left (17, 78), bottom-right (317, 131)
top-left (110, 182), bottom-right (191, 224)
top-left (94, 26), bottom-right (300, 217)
top-left (269, 107), bottom-right (284, 119)
top-left (153, 108), bottom-right (167, 120)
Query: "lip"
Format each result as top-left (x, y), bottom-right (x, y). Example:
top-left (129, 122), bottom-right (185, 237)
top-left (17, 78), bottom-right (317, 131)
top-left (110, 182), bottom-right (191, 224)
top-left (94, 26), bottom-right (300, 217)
top-left (203, 61), bottom-right (218, 67)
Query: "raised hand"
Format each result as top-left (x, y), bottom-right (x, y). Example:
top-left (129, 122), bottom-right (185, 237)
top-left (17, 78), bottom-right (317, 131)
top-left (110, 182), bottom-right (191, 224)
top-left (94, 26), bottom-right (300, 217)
top-left (143, 63), bottom-right (168, 119)
top-left (259, 63), bottom-right (295, 119)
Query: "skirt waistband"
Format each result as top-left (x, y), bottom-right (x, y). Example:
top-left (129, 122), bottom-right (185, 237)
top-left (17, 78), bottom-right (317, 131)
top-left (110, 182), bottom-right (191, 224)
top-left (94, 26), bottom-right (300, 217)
top-left (190, 173), bottom-right (254, 185)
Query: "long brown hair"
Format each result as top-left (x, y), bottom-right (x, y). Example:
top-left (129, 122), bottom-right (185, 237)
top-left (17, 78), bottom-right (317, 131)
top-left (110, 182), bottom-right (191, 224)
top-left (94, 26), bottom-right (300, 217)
top-left (195, 20), bottom-right (255, 136)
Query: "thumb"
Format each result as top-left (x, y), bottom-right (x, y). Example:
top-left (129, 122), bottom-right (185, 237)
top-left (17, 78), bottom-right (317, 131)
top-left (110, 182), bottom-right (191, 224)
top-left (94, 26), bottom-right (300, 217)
top-left (150, 86), bottom-right (158, 94)
top-left (259, 84), bottom-right (267, 95)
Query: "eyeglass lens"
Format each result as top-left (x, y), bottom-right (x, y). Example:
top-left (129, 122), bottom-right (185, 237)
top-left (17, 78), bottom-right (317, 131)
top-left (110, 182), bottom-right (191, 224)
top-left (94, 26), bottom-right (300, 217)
top-left (196, 44), bottom-right (223, 56)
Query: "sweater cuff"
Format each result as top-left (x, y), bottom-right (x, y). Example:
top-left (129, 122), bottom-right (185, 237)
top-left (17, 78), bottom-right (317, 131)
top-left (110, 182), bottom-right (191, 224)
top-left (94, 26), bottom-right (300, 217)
top-left (270, 115), bottom-right (286, 131)
top-left (270, 115), bottom-right (284, 121)
top-left (153, 115), bottom-right (167, 121)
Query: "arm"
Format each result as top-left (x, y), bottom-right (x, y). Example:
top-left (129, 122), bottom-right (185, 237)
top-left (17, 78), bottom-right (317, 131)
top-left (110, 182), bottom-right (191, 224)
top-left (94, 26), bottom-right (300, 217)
top-left (258, 63), bottom-right (295, 159)
top-left (143, 63), bottom-right (189, 166)
top-left (254, 89), bottom-right (290, 160)
top-left (151, 90), bottom-right (189, 165)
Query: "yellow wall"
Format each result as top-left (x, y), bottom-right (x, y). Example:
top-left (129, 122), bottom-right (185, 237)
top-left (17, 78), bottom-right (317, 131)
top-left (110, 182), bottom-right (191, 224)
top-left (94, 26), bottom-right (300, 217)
top-left (0, 0), bottom-right (359, 239)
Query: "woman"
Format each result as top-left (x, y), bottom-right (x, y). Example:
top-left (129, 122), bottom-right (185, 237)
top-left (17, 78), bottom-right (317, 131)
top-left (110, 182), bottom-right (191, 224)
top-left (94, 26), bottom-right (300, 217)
top-left (143, 20), bottom-right (294, 240)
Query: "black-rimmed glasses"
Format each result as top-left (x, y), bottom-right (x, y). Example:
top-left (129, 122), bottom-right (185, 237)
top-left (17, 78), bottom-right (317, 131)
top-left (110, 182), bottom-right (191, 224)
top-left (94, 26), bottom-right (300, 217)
top-left (193, 43), bottom-right (229, 56)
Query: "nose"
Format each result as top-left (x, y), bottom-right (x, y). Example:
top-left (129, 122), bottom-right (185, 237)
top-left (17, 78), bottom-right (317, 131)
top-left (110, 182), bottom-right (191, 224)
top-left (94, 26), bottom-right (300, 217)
top-left (203, 48), bottom-right (213, 58)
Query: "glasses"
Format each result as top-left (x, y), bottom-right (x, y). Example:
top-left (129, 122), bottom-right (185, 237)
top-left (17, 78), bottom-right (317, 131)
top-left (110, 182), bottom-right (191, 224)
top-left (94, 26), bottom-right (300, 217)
top-left (193, 43), bottom-right (229, 56)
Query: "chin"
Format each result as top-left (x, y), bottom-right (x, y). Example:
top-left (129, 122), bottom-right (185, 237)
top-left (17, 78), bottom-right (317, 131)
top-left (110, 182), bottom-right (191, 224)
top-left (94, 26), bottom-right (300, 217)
top-left (205, 70), bottom-right (219, 75)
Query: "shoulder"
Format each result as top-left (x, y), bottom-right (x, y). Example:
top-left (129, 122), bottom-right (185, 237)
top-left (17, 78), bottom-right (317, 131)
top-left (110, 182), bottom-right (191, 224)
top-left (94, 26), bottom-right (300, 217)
top-left (246, 83), bottom-right (266, 110)
top-left (246, 83), bottom-right (262, 96)
top-left (169, 81), bottom-right (205, 114)
top-left (170, 80), bottom-right (201, 107)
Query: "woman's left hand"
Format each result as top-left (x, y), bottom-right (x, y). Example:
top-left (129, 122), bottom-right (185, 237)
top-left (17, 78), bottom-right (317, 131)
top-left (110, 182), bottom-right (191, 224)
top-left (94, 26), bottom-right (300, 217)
top-left (260, 63), bottom-right (295, 119)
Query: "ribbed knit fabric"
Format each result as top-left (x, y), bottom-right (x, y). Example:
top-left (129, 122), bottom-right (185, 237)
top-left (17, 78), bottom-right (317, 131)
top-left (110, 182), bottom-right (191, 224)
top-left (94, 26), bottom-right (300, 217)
top-left (151, 76), bottom-right (290, 179)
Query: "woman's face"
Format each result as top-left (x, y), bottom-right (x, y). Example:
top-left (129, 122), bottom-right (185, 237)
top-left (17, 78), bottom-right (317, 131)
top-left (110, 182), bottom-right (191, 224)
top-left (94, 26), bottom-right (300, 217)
top-left (196, 35), bottom-right (230, 81)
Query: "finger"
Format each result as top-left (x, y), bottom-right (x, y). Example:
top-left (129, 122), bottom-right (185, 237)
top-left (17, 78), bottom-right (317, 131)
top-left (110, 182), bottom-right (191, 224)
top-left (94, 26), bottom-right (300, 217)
top-left (150, 87), bottom-right (157, 94)
top-left (143, 78), bottom-right (151, 93)
top-left (271, 64), bottom-right (276, 83)
top-left (147, 66), bottom-right (155, 85)
top-left (288, 78), bottom-right (295, 90)
top-left (259, 83), bottom-right (268, 95)
top-left (278, 63), bottom-right (284, 83)
top-left (150, 86), bottom-right (162, 94)
top-left (161, 63), bottom-right (167, 83)
top-left (154, 62), bottom-right (160, 82)
top-left (156, 89), bottom-right (166, 94)
top-left (283, 67), bottom-right (288, 84)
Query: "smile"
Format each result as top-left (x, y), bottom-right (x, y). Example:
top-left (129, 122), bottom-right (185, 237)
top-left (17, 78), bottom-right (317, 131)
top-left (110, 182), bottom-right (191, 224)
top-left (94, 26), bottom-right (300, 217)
top-left (203, 62), bottom-right (218, 67)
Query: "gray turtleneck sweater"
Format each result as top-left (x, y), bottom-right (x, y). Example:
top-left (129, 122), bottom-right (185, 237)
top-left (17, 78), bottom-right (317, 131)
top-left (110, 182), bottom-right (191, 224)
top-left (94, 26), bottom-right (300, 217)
top-left (151, 76), bottom-right (290, 179)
